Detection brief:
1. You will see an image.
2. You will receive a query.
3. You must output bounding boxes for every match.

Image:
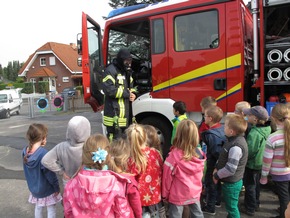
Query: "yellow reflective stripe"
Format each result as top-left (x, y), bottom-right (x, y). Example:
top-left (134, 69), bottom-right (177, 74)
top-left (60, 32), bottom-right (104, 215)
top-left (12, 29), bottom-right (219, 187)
top-left (116, 86), bottom-right (123, 98)
top-left (216, 83), bottom-right (241, 101)
top-left (109, 134), bottom-right (113, 143)
top-left (118, 118), bottom-right (127, 127)
top-left (118, 98), bottom-right (125, 118)
top-left (103, 116), bottom-right (114, 126)
top-left (130, 88), bottom-right (137, 92)
top-left (103, 75), bottom-right (115, 84)
top-left (130, 76), bottom-right (133, 83)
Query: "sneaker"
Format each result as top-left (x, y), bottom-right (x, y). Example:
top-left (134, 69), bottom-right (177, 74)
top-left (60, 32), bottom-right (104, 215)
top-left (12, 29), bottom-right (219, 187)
top-left (240, 207), bottom-right (255, 216)
top-left (202, 206), bottom-right (216, 215)
top-left (215, 202), bottom-right (221, 208)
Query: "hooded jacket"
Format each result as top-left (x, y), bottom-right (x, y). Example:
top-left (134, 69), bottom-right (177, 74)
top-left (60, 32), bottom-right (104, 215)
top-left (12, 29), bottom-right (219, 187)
top-left (246, 124), bottom-right (271, 170)
top-left (63, 168), bottom-right (132, 218)
top-left (22, 146), bottom-right (60, 198)
top-left (41, 116), bottom-right (91, 184)
top-left (102, 49), bottom-right (136, 128)
top-left (162, 147), bottom-right (205, 205)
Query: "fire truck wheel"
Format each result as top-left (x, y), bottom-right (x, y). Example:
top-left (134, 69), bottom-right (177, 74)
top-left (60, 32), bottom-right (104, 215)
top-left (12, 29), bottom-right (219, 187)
top-left (140, 116), bottom-right (172, 159)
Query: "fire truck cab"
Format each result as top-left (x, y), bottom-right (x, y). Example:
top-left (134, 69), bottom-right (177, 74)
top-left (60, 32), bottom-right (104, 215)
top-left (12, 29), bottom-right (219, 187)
top-left (78, 0), bottom-right (290, 155)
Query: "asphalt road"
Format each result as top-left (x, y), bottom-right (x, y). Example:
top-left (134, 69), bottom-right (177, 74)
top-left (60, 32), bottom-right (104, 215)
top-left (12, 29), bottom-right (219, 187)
top-left (0, 101), bottom-right (280, 218)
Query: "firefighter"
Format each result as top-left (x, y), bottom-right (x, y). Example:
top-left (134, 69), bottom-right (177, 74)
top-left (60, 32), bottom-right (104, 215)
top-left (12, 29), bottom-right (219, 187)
top-left (102, 48), bottom-right (137, 142)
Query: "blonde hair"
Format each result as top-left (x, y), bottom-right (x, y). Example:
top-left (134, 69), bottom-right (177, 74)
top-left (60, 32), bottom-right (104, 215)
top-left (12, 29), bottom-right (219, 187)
top-left (24, 123), bottom-right (48, 163)
top-left (125, 124), bottom-right (147, 173)
top-left (271, 103), bottom-right (290, 167)
top-left (235, 101), bottom-right (251, 115)
top-left (205, 105), bottom-right (223, 123)
top-left (143, 124), bottom-right (162, 153)
top-left (107, 138), bottom-right (130, 173)
top-left (200, 96), bottom-right (217, 110)
top-left (82, 134), bottom-right (110, 170)
top-left (173, 119), bottom-right (199, 161)
top-left (225, 114), bottom-right (247, 135)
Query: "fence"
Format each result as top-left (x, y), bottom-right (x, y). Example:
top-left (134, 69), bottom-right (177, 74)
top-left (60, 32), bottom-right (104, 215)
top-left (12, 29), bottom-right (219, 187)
top-left (22, 95), bottom-right (92, 118)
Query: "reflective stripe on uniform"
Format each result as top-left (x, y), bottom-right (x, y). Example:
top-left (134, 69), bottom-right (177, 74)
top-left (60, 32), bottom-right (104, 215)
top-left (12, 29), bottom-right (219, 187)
top-left (118, 117), bottom-right (127, 127)
top-left (103, 75), bottom-right (115, 84)
top-left (116, 86), bottom-right (124, 98)
top-left (118, 98), bottom-right (125, 118)
top-left (103, 116), bottom-right (114, 126)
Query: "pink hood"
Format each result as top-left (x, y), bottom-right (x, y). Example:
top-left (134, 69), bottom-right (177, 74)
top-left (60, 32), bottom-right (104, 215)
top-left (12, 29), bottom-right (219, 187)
top-left (64, 169), bottom-right (131, 217)
top-left (162, 148), bottom-right (205, 205)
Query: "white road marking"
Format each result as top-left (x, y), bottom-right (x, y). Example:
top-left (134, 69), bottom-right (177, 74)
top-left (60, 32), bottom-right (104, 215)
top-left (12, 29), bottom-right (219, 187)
top-left (9, 124), bottom-right (29, 129)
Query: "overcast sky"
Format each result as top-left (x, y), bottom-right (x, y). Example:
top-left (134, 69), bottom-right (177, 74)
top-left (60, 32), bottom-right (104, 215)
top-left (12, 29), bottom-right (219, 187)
top-left (0, 0), bottom-right (112, 67)
top-left (0, 0), bottom-right (250, 67)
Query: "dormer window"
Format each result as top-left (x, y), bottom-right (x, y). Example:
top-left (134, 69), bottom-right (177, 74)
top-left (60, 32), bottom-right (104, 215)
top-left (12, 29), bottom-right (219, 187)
top-left (40, 58), bottom-right (46, 66)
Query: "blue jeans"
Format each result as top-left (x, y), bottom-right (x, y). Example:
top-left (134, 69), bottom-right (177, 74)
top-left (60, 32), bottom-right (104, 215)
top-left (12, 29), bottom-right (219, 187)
top-left (168, 202), bottom-right (204, 218)
top-left (243, 167), bottom-right (261, 213)
top-left (204, 159), bottom-right (221, 210)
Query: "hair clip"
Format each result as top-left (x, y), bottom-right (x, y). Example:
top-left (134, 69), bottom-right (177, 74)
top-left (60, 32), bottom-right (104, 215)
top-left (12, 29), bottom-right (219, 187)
top-left (92, 148), bottom-right (108, 164)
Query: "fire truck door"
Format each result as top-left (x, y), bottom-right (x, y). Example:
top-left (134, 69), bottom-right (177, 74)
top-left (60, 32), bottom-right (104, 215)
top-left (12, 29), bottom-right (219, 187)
top-left (80, 12), bottom-right (104, 112)
top-left (167, 5), bottom-right (227, 112)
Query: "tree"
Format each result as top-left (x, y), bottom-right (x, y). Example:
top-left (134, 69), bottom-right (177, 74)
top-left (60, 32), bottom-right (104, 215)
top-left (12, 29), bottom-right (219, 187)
top-left (1, 61), bottom-right (23, 82)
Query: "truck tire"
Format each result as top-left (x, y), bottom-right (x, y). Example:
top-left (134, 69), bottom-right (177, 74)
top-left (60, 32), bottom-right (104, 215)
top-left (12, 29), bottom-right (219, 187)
top-left (140, 116), bottom-right (172, 159)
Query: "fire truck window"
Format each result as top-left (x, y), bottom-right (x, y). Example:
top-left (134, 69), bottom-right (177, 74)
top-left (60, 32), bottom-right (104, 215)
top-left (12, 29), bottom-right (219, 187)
top-left (175, 10), bottom-right (219, 51)
top-left (152, 19), bottom-right (165, 54)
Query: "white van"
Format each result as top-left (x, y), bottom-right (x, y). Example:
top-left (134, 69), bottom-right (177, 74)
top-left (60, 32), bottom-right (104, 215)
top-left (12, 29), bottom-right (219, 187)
top-left (0, 89), bottom-right (23, 118)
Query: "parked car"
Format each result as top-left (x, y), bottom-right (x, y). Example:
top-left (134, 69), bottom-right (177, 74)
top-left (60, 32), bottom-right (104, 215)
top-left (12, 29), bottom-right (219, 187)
top-left (61, 87), bottom-right (76, 97)
top-left (0, 88), bottom-right (23, 118)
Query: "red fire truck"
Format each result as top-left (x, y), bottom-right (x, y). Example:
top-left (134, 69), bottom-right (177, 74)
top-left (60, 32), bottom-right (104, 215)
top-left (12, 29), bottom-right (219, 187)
top-left (77, 0), bottom-right (290, 154)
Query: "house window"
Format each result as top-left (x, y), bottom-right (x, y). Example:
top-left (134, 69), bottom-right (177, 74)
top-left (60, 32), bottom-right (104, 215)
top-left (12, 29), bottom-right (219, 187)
top-left (62, 77), bottom-right (69, 83)
top-left (30, 78), bottom-right (36, 83)
top-left (49, 57), bottom-right (56, 65)
top-left (40, 58), bottom-right (46, 66)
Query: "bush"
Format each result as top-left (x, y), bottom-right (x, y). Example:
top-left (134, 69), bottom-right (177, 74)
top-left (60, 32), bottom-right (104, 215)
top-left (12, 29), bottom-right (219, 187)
top-left (16, 77), bottom-right (24, 83)
top-left (38, 81), bottom-right (49, 93)
top-left (76, 85), bottom-right (83, 95)
top-left (13, 83), bottom-right (25, 89)
top-left (22, 82), bottom-right (33, 94)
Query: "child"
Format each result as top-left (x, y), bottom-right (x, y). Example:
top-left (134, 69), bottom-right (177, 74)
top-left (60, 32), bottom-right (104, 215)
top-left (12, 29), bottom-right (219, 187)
top-left (199, 96), bottom-right (217, 138)
top-left (234, 101), bottom-right (251, 136)
top-left (126, 124), bottom-right (163, 216)
top-left (260, 103), bottom-right (290, 218)
top-left (63, 134), bottom-right (132, 217)
top-left (234, 101), bottom-right (251, 117)
top-left (22, 123), bottom-right (62, 218)
top-left (241, 106), bottom-right (271, 216)
top-left (143, 124), bottom-right (162, 153)
top-left (162, 119), bottom-right (205, 218)
top-left (107, 138), bottom-right (142, 218)
top-left (201, 105), bottom-right (226, 215)
top-left (171, 101), bottom-right (187, 144)
top-left (41, 116), bottom-right (91, 187)
top-left (213, 114), bottom-right (248, 218)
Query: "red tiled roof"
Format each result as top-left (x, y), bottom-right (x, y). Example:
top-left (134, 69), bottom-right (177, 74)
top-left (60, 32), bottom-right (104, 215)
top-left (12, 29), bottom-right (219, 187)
top-left (31, 67), bottom-right (57, 77)
top-left (19, 42), bottom-right (81, 75)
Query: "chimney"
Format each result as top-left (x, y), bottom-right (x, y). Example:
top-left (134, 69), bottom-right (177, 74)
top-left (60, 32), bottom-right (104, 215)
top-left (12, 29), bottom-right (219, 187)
top-left (70, 43), bottom-right (77, 49)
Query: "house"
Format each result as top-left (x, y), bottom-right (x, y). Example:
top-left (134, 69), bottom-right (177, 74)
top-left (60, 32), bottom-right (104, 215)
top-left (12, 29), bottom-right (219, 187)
top-left (18, 42), bottom-right (82, 94)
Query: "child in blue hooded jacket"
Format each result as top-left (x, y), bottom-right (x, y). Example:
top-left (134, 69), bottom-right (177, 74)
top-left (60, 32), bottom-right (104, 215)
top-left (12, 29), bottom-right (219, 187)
top-left (23, 123), bottom-right (61, 218)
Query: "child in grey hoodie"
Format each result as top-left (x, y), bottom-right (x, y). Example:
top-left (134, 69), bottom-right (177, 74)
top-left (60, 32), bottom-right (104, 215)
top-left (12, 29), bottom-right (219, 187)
top-left (41, 116), bottom-right (91, 187)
